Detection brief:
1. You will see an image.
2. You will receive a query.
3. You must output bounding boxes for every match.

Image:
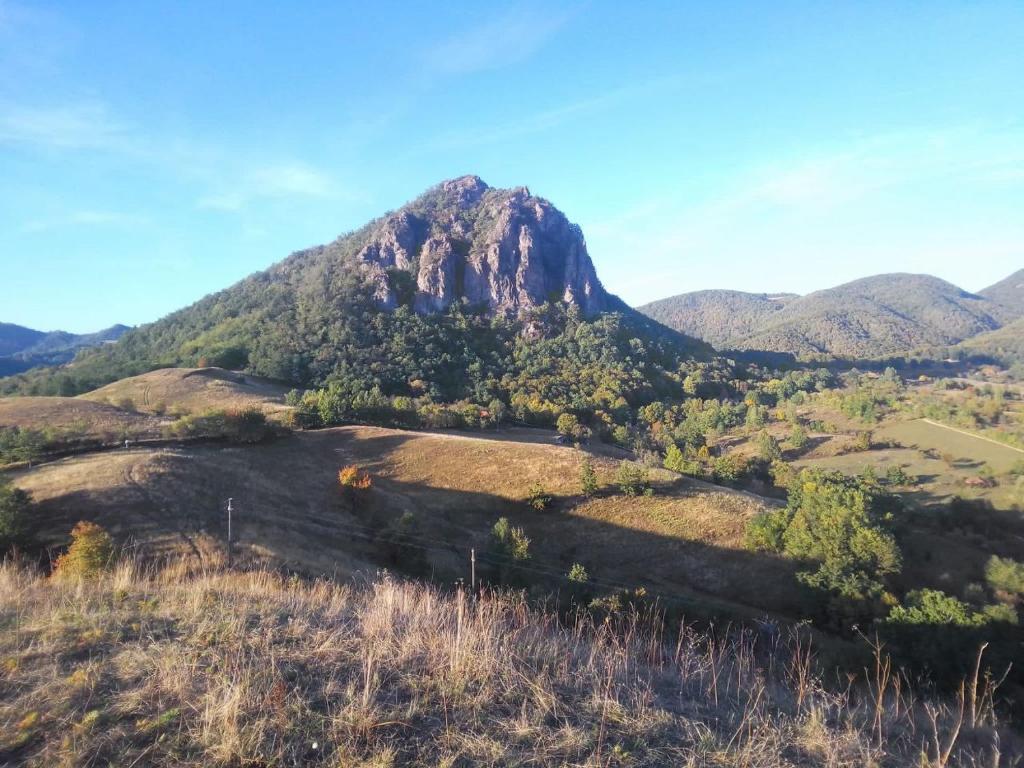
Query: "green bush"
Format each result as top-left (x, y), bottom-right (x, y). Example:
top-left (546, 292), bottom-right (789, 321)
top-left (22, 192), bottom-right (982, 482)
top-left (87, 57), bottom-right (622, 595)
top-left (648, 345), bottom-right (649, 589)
top-left (526, 483), bottom-right (552, 511)
top-left (616, 461), bottom-right (652, 497)
top-left (0, 477), bottom-right (31, 552)
top-left (490, 517), bottom-right (530, 561)
top-left (985, 555), bottom-right (1024, 596)
top-left (579, 458), bottom-right (598, 497)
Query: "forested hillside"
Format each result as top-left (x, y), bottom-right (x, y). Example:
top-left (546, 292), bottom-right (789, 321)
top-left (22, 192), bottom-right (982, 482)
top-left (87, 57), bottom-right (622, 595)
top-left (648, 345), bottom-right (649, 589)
top-left (641, 272), bottom-right (1019, 359)
top-left (0, 323), bottom-right (129, 376)
top-left (0, 178), bottom-right (718, 442)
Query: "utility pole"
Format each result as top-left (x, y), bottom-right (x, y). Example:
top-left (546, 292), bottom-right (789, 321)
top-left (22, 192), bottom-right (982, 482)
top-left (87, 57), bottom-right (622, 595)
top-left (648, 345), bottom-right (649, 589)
top-left (226, 497), bottom-right (233, 568)
top-left (470, 548), bottom-right (476, 592)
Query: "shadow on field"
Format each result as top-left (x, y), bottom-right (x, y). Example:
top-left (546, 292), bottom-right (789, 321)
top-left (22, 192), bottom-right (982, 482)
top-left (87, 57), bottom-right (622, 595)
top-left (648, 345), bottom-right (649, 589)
top-left (22, 427), bottom-right (811, 625)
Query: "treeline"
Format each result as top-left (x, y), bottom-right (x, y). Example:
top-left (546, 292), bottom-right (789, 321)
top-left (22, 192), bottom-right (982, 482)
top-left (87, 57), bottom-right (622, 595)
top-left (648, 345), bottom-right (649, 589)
top-left (746, 467), bottom-right (1024, 695)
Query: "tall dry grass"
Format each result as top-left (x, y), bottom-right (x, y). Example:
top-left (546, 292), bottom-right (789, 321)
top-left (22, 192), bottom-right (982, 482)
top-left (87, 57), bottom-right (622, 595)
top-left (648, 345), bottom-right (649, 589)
top-left (0, 556), bottom-right (1018, 767)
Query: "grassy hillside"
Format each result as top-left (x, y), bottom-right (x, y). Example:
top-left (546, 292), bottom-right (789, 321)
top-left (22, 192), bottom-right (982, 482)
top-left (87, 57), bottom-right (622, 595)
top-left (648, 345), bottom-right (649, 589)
top-left (1, 559), bottom-right (1015, 767)
top-left (637, 290), bottom-right (797, 349)
top-left (79, 367), bottom-right (292, 416)
top-left (640, 273), bottom-right (1011, 359)
top-left (0, 397), bottom-right (163, 444)
top-left (10, 425), bottom-right (802, 619)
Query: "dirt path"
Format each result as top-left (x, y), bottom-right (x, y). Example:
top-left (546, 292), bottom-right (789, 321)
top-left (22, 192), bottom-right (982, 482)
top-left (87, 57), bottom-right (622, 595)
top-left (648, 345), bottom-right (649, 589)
top-left (920, 418), bottom-right (1024, 456)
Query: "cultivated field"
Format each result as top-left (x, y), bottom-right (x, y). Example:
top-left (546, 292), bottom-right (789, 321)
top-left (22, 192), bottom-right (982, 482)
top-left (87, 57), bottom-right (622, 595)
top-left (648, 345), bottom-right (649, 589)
top-left (876, 418), bottom-right (1024, 473)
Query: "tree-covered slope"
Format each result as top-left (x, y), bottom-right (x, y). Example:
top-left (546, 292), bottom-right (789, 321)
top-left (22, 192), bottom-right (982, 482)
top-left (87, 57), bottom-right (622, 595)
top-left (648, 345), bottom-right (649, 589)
top-left (0, 323), bottom-right (129, 376)
top-left (0, 178), bottom-right (713, 406)
top-left (641, 273), bottom-right (1011, 359)
top-left (637, 290), bottom-right (798, 349)
top-left (980, 268), bottom-right (1024, 321)
top-left (957, 316), bottom-right (1024, 364)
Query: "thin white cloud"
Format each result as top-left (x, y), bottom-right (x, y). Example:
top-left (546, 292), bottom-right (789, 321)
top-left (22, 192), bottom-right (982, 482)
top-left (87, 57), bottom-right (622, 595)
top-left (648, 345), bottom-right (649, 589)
top-left (0, 101), bottom-right (128, 150)
top-left (424, 6), bottom-right (572, 75)
top-left (197, 163), bottom-right (336, 211)
top-left (424, 73), bottom-right (692, 152)
top-left (585, 123), bottom-right (1024, 304)
top-left (22, 209), bottom-right (149, 233)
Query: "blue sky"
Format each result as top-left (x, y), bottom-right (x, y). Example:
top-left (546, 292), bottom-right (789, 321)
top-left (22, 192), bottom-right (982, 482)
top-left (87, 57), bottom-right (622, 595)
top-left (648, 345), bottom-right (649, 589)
top-left (1, 1), bottom-right (1023, 333)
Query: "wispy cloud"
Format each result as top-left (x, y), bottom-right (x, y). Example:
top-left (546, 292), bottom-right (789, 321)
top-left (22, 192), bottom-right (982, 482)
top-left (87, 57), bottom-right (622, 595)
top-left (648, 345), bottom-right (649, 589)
top-left (0, 101), bottom-right (129, 150)
top-left (197, 162), bottom-right (337, 211)
top-left (423, 6), bottom-right (573, 75)
top-left (585, 123), bottom-right (1024, 303)
top-left (424, 73), bottom-right (692, 152)
top-left (22, 209), bottom-right (149, 233)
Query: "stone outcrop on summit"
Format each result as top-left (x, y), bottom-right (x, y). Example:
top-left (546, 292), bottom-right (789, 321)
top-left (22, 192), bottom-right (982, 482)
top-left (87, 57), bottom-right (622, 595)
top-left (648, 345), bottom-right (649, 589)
top-left (354, 176), bottom-right (610, 317)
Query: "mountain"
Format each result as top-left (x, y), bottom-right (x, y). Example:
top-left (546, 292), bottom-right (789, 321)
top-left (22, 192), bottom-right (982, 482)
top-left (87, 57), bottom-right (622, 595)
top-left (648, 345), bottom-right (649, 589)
top-left (0, 177), bottom-right (712, 402)
top-left (638, 290), bottom-right (798, 349)
top-left (641, 274), bottom-right (1011, 359)
top-left (980, 269), bottom-right (1024, 321)
top-left (0, 323), bottom-right (129, 376)
top-left (957, 317), bottom-right (1024, 364)
top-left (0, 323), bottom-right (46, 357)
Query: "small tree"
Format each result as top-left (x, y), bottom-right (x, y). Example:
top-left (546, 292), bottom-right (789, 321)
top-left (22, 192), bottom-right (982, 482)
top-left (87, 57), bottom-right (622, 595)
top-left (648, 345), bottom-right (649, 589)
top-left (526, 482), bottom-right (552, 511)
top-left (338, 465), bottom-right (372, 490)
top-left (489, 517), bottom-right (531, 574)
top-left (616, 461), bottom-right (653, 497)
top-left (579, 458), bottom-right (598, 497)
top-left (756, 430), bottom-right (782, 461)
top-left (788, 424), bottom-right (808, 452)
top-left (885, 464), bottom-right (909, 487)
top-left (0, 477), bottom-right (30, 553)
top-left (53, 521), bottom-right (114, 579)
top-left (663, 443), bottom-right (686, 473)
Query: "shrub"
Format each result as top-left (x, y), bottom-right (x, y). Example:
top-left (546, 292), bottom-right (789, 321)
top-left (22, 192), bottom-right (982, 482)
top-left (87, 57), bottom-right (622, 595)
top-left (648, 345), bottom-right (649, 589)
top-left (338, 465), bottom-right (372, 490)
top-left (489, 517), bottom-right (530, 562)
top-left (0, 477), bottom-right (31, 552)
top-left (884, 465), bottom-right (909, 486)
top-left (756, 430), bottom-right (782, 461)
top-left (663, 443), bottom-right (698, 475)
top-left (788, 424), bottom-right (808, 451)
top-left (567, 562), bottom-right (589, 583)
top-left (579, 458), bottom-right (598, 497)
top-left (53, 521), bottom-right (114, 579)
top-left (852, 431), bottom-right (872, 452)
top-left (985, 555), bottom-right (1024, 596)
top-left (526, 483), bottom-right (552, 511)
top-left (616, 461), bottom-right (652, 497)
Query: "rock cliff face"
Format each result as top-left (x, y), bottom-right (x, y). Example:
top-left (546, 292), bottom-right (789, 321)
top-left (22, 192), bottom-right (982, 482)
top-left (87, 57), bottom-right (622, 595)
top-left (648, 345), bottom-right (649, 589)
top-left (354, 176), bottom-right (611, 317)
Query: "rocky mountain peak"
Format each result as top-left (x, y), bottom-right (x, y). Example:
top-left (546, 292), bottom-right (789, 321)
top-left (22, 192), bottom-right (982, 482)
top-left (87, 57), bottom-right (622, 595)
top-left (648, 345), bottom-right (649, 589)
top-left (354, 176), bottom-right (611, 318)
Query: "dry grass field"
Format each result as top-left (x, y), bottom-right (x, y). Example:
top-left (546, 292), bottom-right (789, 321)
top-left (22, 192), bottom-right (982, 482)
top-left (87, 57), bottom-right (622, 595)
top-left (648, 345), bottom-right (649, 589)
top-left (0, 396), bottom-right (163, 440)
top-left (1, 559), bottom-right (1013, 767)
top-left (9, 425), bottom-right (802, 623)
top-left (79, 367), bottom-right (292, 416)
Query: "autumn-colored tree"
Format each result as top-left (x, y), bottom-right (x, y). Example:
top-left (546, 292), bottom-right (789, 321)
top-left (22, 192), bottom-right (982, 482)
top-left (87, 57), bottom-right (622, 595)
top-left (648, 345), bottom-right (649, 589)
top-left (338, 465), bottom-right (372, 490)
top-left (53, 521), bottom-right (114, 579)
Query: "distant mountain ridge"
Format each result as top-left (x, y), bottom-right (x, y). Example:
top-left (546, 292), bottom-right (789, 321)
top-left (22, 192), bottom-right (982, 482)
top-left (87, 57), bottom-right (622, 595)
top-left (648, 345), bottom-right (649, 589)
top-left (979, 269), bottom-right (1024, 321)
top-left (0, 323), bottom-right (129, 375)
top-left (640, 271), bottom-right (1022, 360)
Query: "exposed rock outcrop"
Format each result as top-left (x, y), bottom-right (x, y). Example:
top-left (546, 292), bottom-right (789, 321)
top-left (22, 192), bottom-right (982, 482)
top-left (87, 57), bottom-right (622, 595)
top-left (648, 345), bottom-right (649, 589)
top-left (354, 175), bottom-right (610, 318)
